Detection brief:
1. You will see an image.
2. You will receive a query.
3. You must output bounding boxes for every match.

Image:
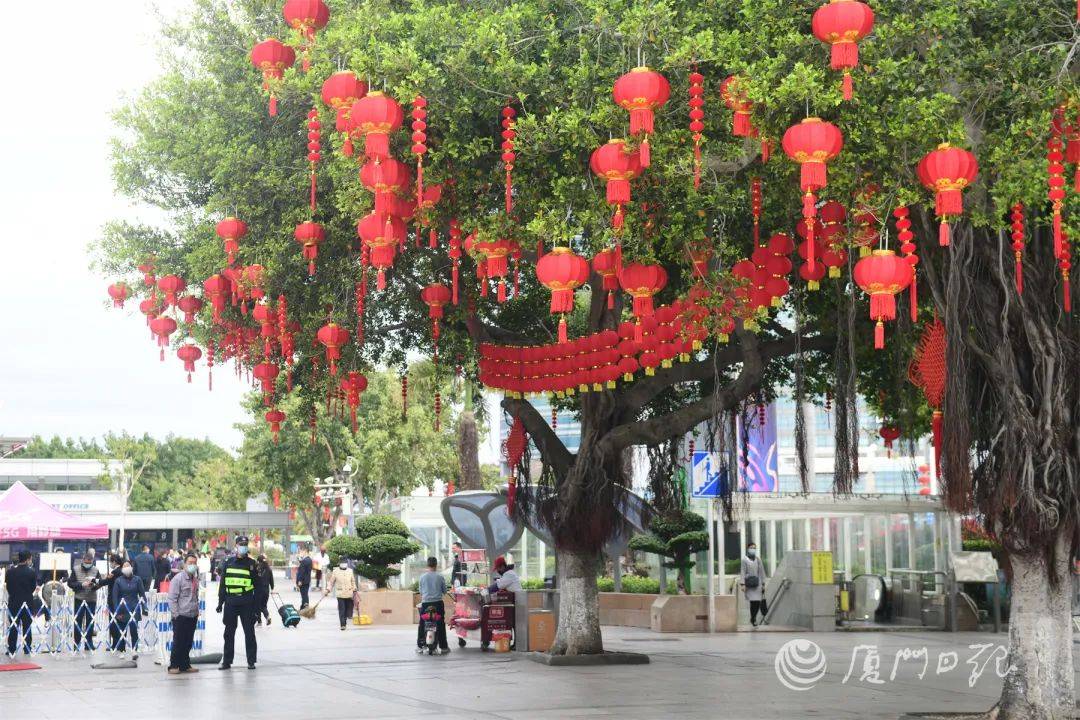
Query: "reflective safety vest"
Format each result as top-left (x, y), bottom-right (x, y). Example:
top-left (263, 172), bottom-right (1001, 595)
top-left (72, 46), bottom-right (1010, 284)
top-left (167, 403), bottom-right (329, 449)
top-left (223, 563), bottom-right (254, 595)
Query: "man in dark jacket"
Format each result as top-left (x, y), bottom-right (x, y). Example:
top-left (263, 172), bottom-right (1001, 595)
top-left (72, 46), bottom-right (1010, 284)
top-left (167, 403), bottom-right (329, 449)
top-left (154, 550), bottom-right (171, 588)
top-left (216, 536), bottom-right (259, 670)
top-left (5, 552), bottom-right (38, 656)
top-left (133, 545), bottom-right (156, 591)
top-left (294, 547), bottom-right (313, 610)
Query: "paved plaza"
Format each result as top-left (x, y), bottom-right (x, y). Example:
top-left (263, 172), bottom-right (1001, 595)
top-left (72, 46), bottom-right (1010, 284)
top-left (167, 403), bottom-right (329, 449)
top-left (2, 582), bottom-right (1076, 719)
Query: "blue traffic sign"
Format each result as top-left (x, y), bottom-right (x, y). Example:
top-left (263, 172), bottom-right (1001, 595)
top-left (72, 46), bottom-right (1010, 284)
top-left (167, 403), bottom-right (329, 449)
top-left (691, 451), bottom-right (725, 498)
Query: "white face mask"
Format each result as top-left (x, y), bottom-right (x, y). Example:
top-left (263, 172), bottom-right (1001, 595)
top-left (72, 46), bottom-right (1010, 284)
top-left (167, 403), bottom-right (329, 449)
top-left (747, 548), bottom-right (757, 558)
top-left (122, 567), bottom-right (133, 576)
top-left (339, 562), bottom-right (348, 569)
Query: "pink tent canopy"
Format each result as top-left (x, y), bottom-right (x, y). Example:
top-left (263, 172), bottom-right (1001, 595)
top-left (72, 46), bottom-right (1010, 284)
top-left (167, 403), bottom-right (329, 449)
top-left (0, 481), bottom-right (109, 540)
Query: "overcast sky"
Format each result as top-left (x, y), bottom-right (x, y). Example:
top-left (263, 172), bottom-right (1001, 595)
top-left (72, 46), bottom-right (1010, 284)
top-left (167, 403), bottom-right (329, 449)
top-left (0, 1), bottom-right (250, 450)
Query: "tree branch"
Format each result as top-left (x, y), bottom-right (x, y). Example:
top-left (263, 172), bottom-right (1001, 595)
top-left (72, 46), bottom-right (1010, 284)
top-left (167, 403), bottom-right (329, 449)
top-left (501, 396), bottom-right (574, 476)
top-left (600, 330), bottom-right (767, 455)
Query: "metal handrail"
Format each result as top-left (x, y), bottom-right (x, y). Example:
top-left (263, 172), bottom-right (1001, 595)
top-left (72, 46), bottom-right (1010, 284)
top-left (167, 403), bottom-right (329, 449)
top-left (762, 578), bottom-right (790, 626)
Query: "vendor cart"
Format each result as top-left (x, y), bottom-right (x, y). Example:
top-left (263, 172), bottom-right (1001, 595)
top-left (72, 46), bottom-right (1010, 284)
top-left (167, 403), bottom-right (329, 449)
top-left (448, 586), bottom-right (516, 650)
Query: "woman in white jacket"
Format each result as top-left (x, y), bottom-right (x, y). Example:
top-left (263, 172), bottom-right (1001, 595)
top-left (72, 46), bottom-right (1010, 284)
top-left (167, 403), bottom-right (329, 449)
top-left (739, 543), bottom-right (767, 627)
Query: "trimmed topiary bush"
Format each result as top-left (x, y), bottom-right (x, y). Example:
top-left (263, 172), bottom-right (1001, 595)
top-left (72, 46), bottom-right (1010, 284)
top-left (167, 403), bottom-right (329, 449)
top-left (628, 509), bottom-right (709, 594)
top-left (325, 515), bottom-right (420, 588)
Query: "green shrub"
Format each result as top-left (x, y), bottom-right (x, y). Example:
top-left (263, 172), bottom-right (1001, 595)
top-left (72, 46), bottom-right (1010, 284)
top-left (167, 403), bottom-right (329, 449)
top-left (597, 576), bottom-right (615, 592)
top-left (409, 579), bottom-right (419, 593)
top-left (595, 576), bottom-right (675, 594)
top-left (628, 509), bottom-right (710, 594)
top-left (725, 558), bottom-right (742, 576)
top-left (325, 515), bottom-right (420, 588)
top-left (963, 539), bottom-right (1001, 553)
top-left (521, 578), bottom-right (546, 590)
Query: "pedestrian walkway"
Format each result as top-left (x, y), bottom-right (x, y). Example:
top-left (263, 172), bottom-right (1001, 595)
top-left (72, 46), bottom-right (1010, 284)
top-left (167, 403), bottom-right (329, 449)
top-left (1, 580), bottom-right (1076, 719)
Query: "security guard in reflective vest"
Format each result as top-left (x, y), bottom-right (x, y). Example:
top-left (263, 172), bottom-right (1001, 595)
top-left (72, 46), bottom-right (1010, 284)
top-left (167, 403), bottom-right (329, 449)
top-left (217, 535), bottom-right (258, 669)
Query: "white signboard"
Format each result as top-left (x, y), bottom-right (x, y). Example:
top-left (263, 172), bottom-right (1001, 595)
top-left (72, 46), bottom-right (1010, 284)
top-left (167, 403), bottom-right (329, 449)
top-left (38, 552), bottom-right (71, 574)
top-left (950, 551), bottom-right (1000, 583)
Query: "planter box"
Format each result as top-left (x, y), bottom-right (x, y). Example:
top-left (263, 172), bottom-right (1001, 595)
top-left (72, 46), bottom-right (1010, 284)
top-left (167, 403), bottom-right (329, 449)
top-left (355, 590), bottom-right (415, 625)
top-left (650, 594), bottom-right (736, 632)
top-left (599, 592), bottom-right (657, 628)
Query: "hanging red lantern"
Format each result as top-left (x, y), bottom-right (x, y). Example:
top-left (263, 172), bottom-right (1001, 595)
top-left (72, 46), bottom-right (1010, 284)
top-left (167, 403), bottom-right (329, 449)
top-left (420, 283), bottom-right (452, 341)
top-left (272, 487), bottom-right (281, 509)
top-left (536, 247), bottom-right (590, 343)
top-left (592, 249), bottom-right (620, 310)
top-left (750, 176), bottom-right (763, 245)
top-left (448, 220), bottom-right (462, 304)
top-left (342, 371), bottom-right (368, 433)
top-left (149, 316), bottom-right (178, 361)
top-left (879, 425), bottom-right (901, 458)
top-left (1010, 203), bottom-right (1025, 295)
top-left (177, 343), bottom-right (203, 383)
top-left (282, 0), bottom-right (329, 72)
top-left (306, 108), bottom-right (322, 211)
top-left (138, 258), bottom-right (156, 288)
top-left (360, 157), bottom-right (410, 219)
top-left (619, 263), bottom-right (668, 340)
top-left (294, 221), bottom-right (325, 276)
top-left (503, 417), bottom-right (528, 516)
top-left (321, 71), bottom-right (368, 156)
top-left (107, 282), bottom-right (130, 309)
top-left (203, 274), bottom-right (230, 323)
top-left (719, 75), bottom-right (754, 137)
top-left (688, 69), bottom-right (705, 189)
top-left (265, 408), bottom-right (286, 444)
top-left (156, 275), bottom-right (186, 308)
top-left (916, 143), bottom-right (979, 247)
top-left (811, 0), bottom-right (875, 101)
top-left (252, 300), bottom-right (277, 357)
top-left (612, 67), bottom-right (670, 167)
top-left (1059, 229), bottom-right (1072, 314)
top-left (501, 104), bottom-right (516, 214)
top-left (893, 206), bottom-right (919, 321)
top-left (853, 249), bottom-right (913, 349)
top-left (252, 361), bottom-right (280, 405)
top-left (215, 217), bottom-right (247, 266)
top-left (411, 96), bottom-right (428, 206)
top-left (249, 39), bottom-right (295, 116)
top-left (1047, 128), bottom-right (1067, 260)
top-left (590, 139), bottom-right (643, 231)
top-left (357, 212), bottom-right (406, 290)
top-left (316, 322), bottom-right (350, 375)
top-left (348, 91), bottom-right (403, 160)
top-left (177, 295), bottom-right (204, 324)
top-left (782, 118), bottom-right (843, 270)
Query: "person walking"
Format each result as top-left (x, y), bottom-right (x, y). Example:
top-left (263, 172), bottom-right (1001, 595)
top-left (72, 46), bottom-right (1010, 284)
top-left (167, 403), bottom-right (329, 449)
top-left (324, 558), bottom-right (358, 630)
top-left (739, 542), bottom-right (768, 627)
top-left (67, 551), bottom-right (103, 651)
top-left (294, 547), bottom-right (313, 610)
top-left (253, 554), bottom-right (274, 626)
top-left (311, 549), bottom-right (323, 591)
top-left (4, 552), bottom-right (38, 657)
top-left (450, 542), bottom-right (467, 588)
top-left (133, 545), bottom-right (156, 592)
top-left (154, 550), bottom-right (171, 590)
top-left (216, 536), bottom-right (258, 670)
top-left (167, 553), bottom-right (201, 674)
top-left (110, 561), bottom-right (146, 655)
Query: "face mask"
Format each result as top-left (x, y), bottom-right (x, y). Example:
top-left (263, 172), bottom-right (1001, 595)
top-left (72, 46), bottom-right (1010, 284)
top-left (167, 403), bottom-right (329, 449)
top-left (122, 567), bottom-right (133, 576)
top-left (186, 564), bottom-right (197, 575)
top-left (236, 546), bottom-right (249, 556)
top-left (339, 562), bottom-right (347, 569)
top-left (747, 549), bottom-right (757, 557)
top-left (82, 562), bottom-right (93, 569)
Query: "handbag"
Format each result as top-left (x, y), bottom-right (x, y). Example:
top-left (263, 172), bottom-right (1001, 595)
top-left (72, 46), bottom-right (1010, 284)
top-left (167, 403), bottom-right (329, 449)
top-left (745, 575), bottom-right (760, 589)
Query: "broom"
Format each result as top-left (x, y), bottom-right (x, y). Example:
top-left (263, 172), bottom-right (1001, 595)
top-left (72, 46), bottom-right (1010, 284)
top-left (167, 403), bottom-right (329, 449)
top-left (298, 593), bottom-right (327, 619)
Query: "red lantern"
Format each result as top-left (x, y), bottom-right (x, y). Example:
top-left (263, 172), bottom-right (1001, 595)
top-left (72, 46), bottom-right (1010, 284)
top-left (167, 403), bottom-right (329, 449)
top-left (420, 283), bottom-right (452, 341)
top-left (272, 487), bottom-right (281, 509)
top-left (176, 343), bottom-right (203, 383)
top-left (177, 295), bottom-right (204, 324)
top-left (294, 221), bottom-right (325, 276)
top-left (348, 91), bottom-right (403, 160)
top-left (107, 282), bottom-right (130, 308)
top-left (782, 118), bottom-right (844, 271)
top-left (149, 316), bottom-right (178, 361)
top-left (252, 361), bottom-right (280, 405)
top-left (156, 275), bottom-right (186, 307)
top-left (1010, 203), bottom-right (1025, 295)
top-left (357, 212), bottom-right (406, 290)
top-left (917, 143), bottom-right (978, 246)
top-left (619, 263), bottom-right (668, 340)
top-left (360, 157), bottom-right (410, 218)
top-left (215, 217), bottom-right (247, 266)
top-left (139, 298), bottom-right (159, 329)
top-left (688, 70), bottom-right (705, 189)
top-left (250, 39), bottom-right (295, 116)
top-left (501, 104), bottom-right (516, 214)
top-left (203, 274), bottom-right (230, 323)
top-left (265, 408), bottom-right (286, 444)
top-left (879, 425), bottom-right (901, 458)
top-left (536, 247), bottom-right (590, 343)
top-left (590, 139), bottom-right (643, 231)
top-left (282, 0), bottom-right (330, 72)
top-left (612, 67), bottom-right (670, 167)
top-left (811, 0), bottom-right (875, 101)
top-left (321, 71), bottom-right (368, 155)
top-left (592, 249), bottom-right (620, 310)
top-left (317, 322), bottom-right (350, 375)
top-left (853, 249), bottom-right (913, 349)
top-left (138, 258), bottom-right (156, 288)
top-left (719, 75), bottom-right (754, 137)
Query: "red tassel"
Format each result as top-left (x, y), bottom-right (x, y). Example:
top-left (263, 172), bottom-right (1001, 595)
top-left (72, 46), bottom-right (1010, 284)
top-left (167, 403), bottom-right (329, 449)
top-left (693, 144), bottom-right (701, 190)
top-left (1065, 276), bottom-right (1072, 313)
top-left (208, 368), bottom-right (213, 392)
top-left (932, 411), bottom-right (943, 478)
top-left (343, 135), bottom-right (353, 157)
top-left (558, 317), bottom-right (568, 343)
top-left (1016, 255), bottom-right (1023, 295)
top-left (874, 320), bottom-right (884, 350)
top-left (497, 280), bottom-right (506, 303)
top-left (377, 270), bottom-right (387, 291)
top-left (607, 292), bottom-right (614, 310)
top-left (269, 95), bottom-right (277, 117)
top-left (160, 348), bottom-right (165, 362)
top-left (310, 172), bottom-right (317, 212)
top-left (634, 321), bottom-right (643, 343)
top-left (939, 221), bottom-right (950, 247)
top-left (910, 276), bottom-right (918, 323)
top-left (612, 206), bottom-right (624, 230)
top-left (536, 239), bottom-right (544, 258)
top-left (505, 171), bottom-right (512, 215)
top-left (842, 72), bottom-right (853, 101)
top-left (429, 228), bottom-right (437, 249)
top-left (451, 264), bottom-right (459, 305)
top-left (1053, 212), bottom-right (1063, 258)
top-left (761, 138), bottom-right (770, 163)
top-left (308, 260), bottom-right (316, 276)
top-left (187, 372), bottom-right (192, 383)
top-left (1075, 165), bottom-right (1079, 193)
top-left (639, 137), bottom-right (650, 168)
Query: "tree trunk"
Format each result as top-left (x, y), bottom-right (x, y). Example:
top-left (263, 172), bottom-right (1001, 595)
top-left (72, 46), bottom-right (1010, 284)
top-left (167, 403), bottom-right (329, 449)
top-left (996, 533), bottom-right (1075, 720)
top-left (550, 547), bottom-right (604, 655)
top-left (457, 409), bottom-right (482, 492)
